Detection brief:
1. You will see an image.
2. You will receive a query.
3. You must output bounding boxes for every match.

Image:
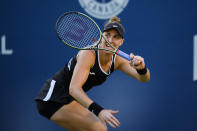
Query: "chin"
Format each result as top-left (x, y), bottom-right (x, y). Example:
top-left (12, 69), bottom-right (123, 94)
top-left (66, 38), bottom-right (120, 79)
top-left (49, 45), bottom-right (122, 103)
top-left (103, 50), bottom-right (114, 55)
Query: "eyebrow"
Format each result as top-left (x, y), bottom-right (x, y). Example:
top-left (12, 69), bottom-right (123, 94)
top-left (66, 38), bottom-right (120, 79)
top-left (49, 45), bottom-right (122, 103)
top-left (106, 32), bottom-right (121, 37)
top-left (105, 31), bottom-right (120, 36)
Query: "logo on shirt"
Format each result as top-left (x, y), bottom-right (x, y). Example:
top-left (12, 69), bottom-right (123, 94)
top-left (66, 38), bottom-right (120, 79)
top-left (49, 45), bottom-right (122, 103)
top-left (89, 72), bottom-right (96, 75)
top-left (67, 58), bottom-right (73, 71)
top-left (78, 0), bottom-right (130, 19)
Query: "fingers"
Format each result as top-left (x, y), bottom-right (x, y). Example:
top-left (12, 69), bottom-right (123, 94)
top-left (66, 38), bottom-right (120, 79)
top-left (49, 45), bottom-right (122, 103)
top-left (129, 54), bottom-right (145, 69)
top-left (130, 53), bottom-right (138, 66)
top-left (106, 119), bottom-right (116, 128)
top-left (98, 110), bottom-right (120, 128)
top-left (111, 110), bottom-right (119, 114)
top-left (130, 53), bottom-right (134, 61)
top-left (133, 56), bottom-right (142, 66)
top-left (110, 114), bottom-right (120, 127)
top-left (105, 115), bottom-right (120, 128)
top-left (108, 110), bottom-right (120, 128)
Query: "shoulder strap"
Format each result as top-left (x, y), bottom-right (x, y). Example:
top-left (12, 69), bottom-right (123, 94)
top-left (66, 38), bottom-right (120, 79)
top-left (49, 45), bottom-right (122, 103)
top-left (94, 49), bottom-right (99, 66)
top-left (110, 54), bottom-right (116, 73)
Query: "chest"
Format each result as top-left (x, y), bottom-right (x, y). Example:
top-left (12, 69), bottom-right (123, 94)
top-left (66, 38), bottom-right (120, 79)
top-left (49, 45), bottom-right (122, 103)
top-left (82, 64), bottom-right (109, 92)
top-left (99, 61), bottom-right (112, 74)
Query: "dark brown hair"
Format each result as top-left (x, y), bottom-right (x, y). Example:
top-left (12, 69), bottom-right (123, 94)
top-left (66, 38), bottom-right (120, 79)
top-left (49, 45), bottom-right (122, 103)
top-left (105, 16), bottom-right (122, 25)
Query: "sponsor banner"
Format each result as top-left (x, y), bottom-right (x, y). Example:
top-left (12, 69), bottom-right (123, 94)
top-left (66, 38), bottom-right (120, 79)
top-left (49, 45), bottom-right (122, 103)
top-left (79, 0), bottom-right (129, 19)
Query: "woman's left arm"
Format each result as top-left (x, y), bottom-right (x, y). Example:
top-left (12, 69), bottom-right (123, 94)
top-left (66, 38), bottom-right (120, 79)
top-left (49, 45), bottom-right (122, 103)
top-left (116, 53), bottom-right (150, 82)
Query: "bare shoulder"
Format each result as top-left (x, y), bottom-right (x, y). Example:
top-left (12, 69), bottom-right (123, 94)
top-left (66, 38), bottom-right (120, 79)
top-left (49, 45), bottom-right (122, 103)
top-left (114, 55), bottom-right (128, 70)
top-left (77, 50), bottom-right (96, 68)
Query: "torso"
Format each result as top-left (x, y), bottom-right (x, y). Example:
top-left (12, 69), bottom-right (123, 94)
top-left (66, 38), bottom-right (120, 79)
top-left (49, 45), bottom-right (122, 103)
top-left (97, 50), bottom-right (116, 75)
top-left (35, 49), bottom-right (116, 103)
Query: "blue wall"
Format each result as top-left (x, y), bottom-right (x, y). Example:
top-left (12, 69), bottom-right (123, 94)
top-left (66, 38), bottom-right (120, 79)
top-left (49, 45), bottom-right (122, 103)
top-left (1, 0), bottom-right (197, 131)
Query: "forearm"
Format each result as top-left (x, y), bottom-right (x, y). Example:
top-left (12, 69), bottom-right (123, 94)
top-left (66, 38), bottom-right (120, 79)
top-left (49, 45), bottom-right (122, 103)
top-left (137, 68), bottom-right (150, 82)
top-left (69, 86), bottom-right (93, 108)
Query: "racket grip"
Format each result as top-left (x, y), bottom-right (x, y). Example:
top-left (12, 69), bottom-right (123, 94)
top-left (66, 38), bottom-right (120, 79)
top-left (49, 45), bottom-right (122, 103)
top-left (116, 50), bottom-right (130, 61)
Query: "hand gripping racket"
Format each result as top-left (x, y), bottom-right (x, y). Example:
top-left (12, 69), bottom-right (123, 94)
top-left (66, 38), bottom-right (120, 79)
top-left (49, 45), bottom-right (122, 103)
top-left (56, 11), bottom-right (131, 61)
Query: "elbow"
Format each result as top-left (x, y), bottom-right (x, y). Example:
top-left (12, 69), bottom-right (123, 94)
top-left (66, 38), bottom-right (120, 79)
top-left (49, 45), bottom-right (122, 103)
top-left (69, 85), bottom-right (82, 98)
top-left (142, 77), bottom-right (150, 83)
top-left (139, 78), bottom-right (150, 83)
top-left (139, 75), bottom-right (150, 83)
top-left (141, 70), bottom-right (150, 82)
top-left (69, 86), bottom-right (76, 97)
top-left (69, 88), bottom-right (73, 96)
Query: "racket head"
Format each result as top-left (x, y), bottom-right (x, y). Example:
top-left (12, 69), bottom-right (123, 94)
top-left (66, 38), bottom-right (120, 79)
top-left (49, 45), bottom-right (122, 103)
top-left (56, 11), bottom-right (102, 50)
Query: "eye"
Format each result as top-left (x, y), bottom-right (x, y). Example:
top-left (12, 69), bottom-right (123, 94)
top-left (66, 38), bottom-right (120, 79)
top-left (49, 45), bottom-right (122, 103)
top-left (114, 35), bottom-right (121, 39)
top-left (104, 33), bottom-right (110, 38)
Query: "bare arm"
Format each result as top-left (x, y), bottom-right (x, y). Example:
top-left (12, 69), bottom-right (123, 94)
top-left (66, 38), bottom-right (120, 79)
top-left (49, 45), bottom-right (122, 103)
top-left (116, 53), bottom-right (150, 82)
top-left (69, 50), bottom-right (95, 108)
top-left (69, 50), bottom-right (120, 128)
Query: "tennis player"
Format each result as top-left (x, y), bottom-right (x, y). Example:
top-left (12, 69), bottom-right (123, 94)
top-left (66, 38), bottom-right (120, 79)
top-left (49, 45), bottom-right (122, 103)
top-left (35, 16), bottom-right (150, 131)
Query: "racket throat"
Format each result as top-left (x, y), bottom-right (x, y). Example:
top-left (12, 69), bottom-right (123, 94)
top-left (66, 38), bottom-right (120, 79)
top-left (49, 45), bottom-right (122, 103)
top-left (115, 49), bottom-right (119, 54)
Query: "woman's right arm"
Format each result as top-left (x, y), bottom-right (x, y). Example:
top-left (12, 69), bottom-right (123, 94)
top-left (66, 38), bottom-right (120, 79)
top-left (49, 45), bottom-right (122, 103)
top-left (69, 50), bottom-right (95, 108)
top-left (69, 50), bottom-right (120, 128)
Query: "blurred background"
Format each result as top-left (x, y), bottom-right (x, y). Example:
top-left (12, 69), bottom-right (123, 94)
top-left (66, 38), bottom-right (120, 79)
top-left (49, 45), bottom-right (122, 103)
top-left (0, 0), bottom-right (197, 131)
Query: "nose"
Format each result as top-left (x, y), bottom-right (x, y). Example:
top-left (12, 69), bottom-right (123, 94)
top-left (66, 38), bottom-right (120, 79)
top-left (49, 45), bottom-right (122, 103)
top-left (107, 36), bottom-right (113, 43)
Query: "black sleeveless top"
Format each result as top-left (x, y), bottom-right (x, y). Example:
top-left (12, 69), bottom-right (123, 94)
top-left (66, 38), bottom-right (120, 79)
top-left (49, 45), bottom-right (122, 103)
top-left (35, 50), bottom-right (116, 104)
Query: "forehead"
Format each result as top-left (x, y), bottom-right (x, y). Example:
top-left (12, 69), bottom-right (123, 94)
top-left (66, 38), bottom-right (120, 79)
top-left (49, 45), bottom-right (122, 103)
top-left (103, 29), bottom-right (119, 35)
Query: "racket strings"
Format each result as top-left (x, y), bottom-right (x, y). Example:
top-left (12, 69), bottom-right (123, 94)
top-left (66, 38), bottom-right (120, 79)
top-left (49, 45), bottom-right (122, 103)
top-left (57, 13), bottom-right (100, 49)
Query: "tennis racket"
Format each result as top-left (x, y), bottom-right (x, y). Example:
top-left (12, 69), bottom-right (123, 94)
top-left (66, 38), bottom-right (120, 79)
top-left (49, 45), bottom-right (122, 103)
top-left (56, 11), bottom-right (131, 61)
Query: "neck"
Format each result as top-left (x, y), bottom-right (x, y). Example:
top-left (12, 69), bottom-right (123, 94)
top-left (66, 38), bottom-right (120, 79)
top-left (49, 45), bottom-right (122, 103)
top-left (99, 50), bottom-right (113, 65)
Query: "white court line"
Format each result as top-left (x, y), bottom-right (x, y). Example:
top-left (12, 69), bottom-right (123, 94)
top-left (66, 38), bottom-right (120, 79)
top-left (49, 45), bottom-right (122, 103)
top-left (194, 35), bottom-right (197, 81)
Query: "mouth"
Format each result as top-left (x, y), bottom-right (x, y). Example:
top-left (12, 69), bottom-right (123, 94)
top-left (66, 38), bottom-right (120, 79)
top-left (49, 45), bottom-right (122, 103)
top-left (105, 44), bottom-right (114, 50)
top-left (106, 44), bottom-right (111, 47)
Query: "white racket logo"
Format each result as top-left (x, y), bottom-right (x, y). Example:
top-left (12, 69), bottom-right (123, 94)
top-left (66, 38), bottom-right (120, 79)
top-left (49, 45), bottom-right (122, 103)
top-left (78, 0), bottom-right (130, 19)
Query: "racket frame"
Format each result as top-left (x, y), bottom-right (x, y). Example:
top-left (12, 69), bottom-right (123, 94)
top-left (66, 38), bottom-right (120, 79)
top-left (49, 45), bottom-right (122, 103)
top-left (56, 11), bottom-right (118, 54)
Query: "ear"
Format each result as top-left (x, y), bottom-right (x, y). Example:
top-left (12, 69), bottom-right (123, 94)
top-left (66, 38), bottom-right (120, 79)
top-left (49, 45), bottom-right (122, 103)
top-left (119, 38), bottom-right (124, 46)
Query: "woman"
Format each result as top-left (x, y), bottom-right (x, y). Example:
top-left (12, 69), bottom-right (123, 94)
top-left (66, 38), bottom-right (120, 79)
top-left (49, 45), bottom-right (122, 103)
top-left (35, 16), bottom-right (150, 131)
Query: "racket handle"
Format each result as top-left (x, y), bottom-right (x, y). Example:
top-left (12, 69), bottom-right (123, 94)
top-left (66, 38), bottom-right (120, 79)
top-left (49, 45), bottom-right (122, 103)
top-left (116, 50), bottom-right (130, 61)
